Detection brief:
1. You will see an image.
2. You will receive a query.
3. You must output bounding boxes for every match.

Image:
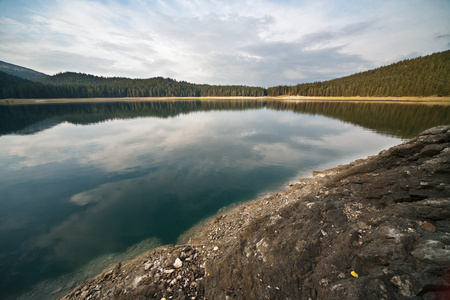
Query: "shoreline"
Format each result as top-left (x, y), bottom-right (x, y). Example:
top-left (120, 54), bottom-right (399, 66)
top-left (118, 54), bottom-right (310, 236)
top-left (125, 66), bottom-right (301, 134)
top-left (1, 95), bottom-right (450, 106)
top-left (59, 125), bottom-right (450, 300)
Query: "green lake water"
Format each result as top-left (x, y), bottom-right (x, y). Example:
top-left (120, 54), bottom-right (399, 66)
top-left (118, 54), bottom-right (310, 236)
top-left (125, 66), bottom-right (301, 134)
top-left (0, 100), bottom-right (448, 299)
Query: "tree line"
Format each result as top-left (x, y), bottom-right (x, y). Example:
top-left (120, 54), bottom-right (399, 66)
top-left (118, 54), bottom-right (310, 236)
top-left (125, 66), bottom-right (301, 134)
top-left (1, 50), bottom-right (449, 99)
top-left (268, 50), bottom-right (450, 97)
top-left (0, 72), bottom-right (267, 99)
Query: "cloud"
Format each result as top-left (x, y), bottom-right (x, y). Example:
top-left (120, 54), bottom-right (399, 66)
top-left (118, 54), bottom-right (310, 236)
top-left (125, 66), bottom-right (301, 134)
top-left (0, 0), bottom-right (449, 86)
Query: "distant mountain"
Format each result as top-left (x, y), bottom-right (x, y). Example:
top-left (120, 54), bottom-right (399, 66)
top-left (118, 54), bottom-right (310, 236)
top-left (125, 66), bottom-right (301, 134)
top-left (268, 50), bottom-right (450, 97)
top-left (0, 60), bottom-right (48, 80)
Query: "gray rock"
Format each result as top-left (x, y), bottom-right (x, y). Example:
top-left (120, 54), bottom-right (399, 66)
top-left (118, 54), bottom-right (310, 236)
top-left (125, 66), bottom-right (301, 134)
top-left (411, 240), bottom-right (450, 263)
top-left (173, 257), bottom-right (183, 268)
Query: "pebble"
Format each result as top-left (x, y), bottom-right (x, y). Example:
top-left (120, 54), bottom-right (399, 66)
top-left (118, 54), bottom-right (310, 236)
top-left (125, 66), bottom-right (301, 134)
top-left (173, 257), bottom-right (183, 268)
top-left (420, 222), bottom-right (436, 232)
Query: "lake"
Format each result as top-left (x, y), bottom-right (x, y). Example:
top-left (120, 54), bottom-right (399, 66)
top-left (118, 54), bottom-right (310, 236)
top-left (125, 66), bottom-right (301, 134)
top-left (0, 99), bottom-right (448, 299)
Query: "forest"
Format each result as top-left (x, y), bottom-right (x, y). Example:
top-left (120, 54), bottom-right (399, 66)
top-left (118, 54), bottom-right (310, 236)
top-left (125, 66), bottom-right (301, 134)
top-left (268, 50), bottom-right (450, 97)
top-left (0, 72), bottom-right (267, 99)
top-left (0, 50), bottom-right (449, 99)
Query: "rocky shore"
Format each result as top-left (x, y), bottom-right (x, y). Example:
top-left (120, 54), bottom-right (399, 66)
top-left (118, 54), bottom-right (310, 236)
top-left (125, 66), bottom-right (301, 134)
top-left (61, 125), bottom-right (450, 300)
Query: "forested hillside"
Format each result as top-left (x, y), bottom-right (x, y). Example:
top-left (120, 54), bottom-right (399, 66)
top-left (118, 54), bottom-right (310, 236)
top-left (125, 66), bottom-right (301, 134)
top-left (0, 72), bottom-right (267, 99)
top-left (268, 50), bottom-right (450, 97)
top-left (1, 50), bottom-right (449, 99)
top-left (0, 72), bottom-right (56, 98)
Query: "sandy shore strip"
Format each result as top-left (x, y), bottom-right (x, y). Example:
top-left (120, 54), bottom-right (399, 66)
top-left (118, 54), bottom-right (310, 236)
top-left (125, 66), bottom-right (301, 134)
top-left (1, 96), bottom-right (450, 105)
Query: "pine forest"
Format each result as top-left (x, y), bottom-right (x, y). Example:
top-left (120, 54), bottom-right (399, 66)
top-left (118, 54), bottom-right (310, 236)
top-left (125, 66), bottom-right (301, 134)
top-left (1, 50), bottom-right (449, 99)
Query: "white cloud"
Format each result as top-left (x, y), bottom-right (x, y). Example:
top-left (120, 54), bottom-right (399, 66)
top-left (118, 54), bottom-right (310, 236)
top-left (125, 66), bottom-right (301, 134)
top-left (0, 0), bottom-right (448, 86)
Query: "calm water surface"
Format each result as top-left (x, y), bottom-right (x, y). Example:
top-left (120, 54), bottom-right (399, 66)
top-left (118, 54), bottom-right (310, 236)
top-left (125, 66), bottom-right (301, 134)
top-left (0, 100), bottom-right (448, 298)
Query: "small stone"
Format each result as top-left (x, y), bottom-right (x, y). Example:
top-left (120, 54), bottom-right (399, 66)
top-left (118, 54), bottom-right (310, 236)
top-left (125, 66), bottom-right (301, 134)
top-left (81, 291), bottom-right (90, 298)
top-left (213, 246), bottom-right (219, 251)
top-left (164, 269), bottom-right (175, 274)
top-left (173, 258), bottom-right (183, 268)
top-left (65, 281), bottom-right (75, 289)
top-left (51, 287), bottom-right (62, 295)
top-left (390, 275), bottom-right (414, 297)
top-left (319, 278), bottom-right (329, 286)
top-left (420, 222), bottom-right (436, 232)
top-left (133, 276), bottom-right (142, 288)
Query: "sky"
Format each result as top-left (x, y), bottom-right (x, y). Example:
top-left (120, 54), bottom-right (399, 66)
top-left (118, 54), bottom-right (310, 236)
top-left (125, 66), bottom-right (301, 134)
top-left (0, 0), bottom-right (449, 87)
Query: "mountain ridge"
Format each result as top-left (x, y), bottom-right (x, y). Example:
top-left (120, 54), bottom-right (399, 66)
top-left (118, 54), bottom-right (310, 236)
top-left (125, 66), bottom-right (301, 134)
top-left (0, 60), bottom-right (48, 80)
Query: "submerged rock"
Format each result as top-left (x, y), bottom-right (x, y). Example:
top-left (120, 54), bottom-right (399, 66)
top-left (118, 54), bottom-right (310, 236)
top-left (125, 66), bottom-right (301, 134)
top-left (62, 125), bottom-right (450, 300)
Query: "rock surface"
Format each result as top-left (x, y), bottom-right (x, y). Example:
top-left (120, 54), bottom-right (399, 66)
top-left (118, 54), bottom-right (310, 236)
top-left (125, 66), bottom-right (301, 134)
top-left (62, 125), bottom-right (450, 300)
top-left (61, 245), bottom-right (206, 300)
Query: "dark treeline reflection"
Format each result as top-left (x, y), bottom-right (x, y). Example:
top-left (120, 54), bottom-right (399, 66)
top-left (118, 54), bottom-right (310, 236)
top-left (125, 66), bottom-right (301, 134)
top-left (0, 100), bottom-right (266, 135)
top-left (267, 101), bottom-right (450, 138)
top-left (1, 100), bottom-right (449, 138)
